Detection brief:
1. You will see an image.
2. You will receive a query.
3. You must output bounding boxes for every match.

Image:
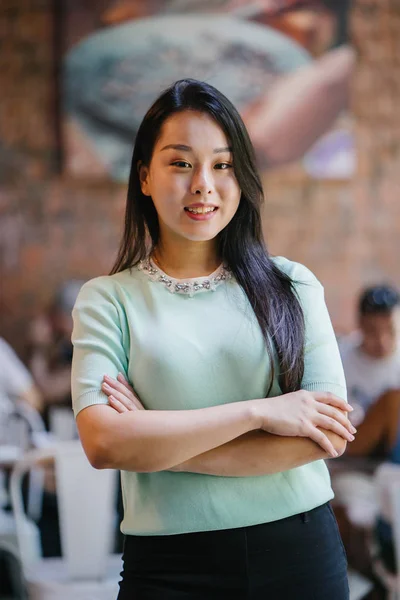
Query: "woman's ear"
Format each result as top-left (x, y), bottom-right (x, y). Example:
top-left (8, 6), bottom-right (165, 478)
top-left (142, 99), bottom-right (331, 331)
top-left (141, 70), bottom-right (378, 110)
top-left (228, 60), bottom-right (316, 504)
top-left (138, 161), bottom-right (150, 196)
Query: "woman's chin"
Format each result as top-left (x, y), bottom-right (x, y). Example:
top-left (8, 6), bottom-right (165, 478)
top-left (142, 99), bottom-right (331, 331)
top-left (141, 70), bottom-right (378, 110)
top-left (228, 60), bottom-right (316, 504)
top-left (181, 234), bottom-right (218, 243)
top-left (179, 227), bottom-right (222, 243)
top-left (170, 222), bottom-right (224, 243)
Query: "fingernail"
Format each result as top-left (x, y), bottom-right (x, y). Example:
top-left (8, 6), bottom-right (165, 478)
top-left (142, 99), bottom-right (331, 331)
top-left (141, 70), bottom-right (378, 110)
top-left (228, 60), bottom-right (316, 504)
top-left (102, 382), bottom-right (110, 391)
top-left (332, 450), bottom-right (339, 457)
top-left (347, 405), bottom-right (354, 411)
top-left (349, 434), bottom-right (355, 441)
top-left (351, 426), bottom-right (357, 434)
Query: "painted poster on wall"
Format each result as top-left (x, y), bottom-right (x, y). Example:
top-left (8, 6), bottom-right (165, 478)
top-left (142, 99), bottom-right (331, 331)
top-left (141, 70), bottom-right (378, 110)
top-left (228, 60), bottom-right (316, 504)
top-left (62, 0), bottom-right (355, 182)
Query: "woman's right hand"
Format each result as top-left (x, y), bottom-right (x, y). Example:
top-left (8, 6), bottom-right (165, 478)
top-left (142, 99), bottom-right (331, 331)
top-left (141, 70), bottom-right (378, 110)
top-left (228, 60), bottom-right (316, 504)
top-left (252, 391), bottom-right (356, 457)
top-left (101, 373), bottom-right (144, 413)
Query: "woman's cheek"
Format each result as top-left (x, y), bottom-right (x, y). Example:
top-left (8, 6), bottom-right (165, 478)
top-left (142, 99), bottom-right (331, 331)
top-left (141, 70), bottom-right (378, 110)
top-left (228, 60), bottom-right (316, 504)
top-left (163, 174), bottom-right (186, 198)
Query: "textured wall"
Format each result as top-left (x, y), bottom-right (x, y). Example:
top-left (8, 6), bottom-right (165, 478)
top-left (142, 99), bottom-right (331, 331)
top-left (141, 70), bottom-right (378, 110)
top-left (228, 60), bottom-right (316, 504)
top-left (0, 0), bottom-right (399, 352)
top-left (264, 0), bottom-right (400, 331)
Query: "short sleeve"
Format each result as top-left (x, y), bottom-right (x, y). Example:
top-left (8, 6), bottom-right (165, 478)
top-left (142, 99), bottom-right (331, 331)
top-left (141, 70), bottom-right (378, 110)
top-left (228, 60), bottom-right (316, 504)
top-left (291, 264), bottom-right (347, 401)
top-left (0, 338), bottom-right (33, 399)
top-left (71, 278), bottom-right (129, 418)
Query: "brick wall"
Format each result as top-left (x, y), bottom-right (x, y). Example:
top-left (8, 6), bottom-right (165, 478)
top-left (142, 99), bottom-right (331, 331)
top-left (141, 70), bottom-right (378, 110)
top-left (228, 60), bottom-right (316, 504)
top-left (0, 0), bottom-right (399, 351)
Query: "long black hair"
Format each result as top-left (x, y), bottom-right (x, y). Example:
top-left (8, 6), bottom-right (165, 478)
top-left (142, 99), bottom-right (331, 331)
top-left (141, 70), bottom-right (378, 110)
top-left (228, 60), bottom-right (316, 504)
top-left (111, 79), bottom-right (305, 394)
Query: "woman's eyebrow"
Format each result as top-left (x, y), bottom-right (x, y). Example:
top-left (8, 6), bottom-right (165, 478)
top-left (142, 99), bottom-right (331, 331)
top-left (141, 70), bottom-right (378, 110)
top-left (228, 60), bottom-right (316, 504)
top-left (160, 144), bottom-right (232, 153)
top-left (161, 144), bottom-right (191, 152)
top-left (214, 147), bottom-right (232, 154)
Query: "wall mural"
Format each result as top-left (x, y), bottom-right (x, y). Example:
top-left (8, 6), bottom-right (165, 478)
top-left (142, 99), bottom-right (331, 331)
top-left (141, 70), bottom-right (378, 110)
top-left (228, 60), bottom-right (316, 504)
top-left (62, 0), bottom-right (355, 182)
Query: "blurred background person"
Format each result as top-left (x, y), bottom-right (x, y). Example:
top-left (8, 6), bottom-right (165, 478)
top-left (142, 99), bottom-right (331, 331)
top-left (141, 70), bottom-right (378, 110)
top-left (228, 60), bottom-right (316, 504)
top-left (332, 285), bottom-right (400, 588)
top-left (0, 335), bottom-right (43, 467)
top-left (0, 338), bottom-right (42, 598)
top-left (0, 336), bottom-right (42, 424)
top-left (25, 278), bottom-right (125, 559)
top-left (27, 280), bottom-right (85, 430)
top-left (23, 280), bottom-right (85, 557)
top-left (340, 285), bottom-right (400, 433)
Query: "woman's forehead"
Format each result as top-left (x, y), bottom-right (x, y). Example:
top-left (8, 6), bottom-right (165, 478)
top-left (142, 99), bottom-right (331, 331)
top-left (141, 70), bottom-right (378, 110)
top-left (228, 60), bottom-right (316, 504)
top-left (156, 111), bottom-right (230, 149)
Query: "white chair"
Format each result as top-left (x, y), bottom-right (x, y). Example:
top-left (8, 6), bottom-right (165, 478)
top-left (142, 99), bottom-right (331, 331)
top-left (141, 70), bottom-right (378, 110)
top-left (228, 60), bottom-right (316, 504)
top-left (48, 406), bottom-right (78, 442)
top-left (10, 440), bottom-right (122, 600)
top-left (0, 402), bottom-right (48, 547)
top-left (12, 402), bottom-right (49, 522)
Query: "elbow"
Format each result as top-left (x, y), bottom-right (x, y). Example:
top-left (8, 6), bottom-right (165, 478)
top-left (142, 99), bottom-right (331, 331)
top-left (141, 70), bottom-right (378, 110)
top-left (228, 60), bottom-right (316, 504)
top-left (82, 433), bottom-right (160, 473)
top-left (90, 452), bottom-right (160, 473)
top-left (81, 432), bottom-right (114, 470)
top-left (88, 449), bottom-right (109, 470)
top-left (77, 410), bottom-right (164, 472)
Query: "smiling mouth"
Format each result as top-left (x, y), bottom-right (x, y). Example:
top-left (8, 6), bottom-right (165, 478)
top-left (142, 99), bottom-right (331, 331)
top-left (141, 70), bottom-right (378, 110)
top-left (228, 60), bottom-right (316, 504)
top-left (184, 207), bottom-right (218, 214)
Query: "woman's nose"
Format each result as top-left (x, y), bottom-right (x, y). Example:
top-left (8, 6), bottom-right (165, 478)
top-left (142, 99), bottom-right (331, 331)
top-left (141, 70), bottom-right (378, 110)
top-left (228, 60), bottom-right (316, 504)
top-left (190, 168), bottom-right (213, 195)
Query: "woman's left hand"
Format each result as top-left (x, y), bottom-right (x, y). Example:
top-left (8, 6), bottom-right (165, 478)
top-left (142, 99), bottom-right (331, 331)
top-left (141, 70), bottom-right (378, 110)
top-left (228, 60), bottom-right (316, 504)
top-left (101, 373), bottom-right (145, 413)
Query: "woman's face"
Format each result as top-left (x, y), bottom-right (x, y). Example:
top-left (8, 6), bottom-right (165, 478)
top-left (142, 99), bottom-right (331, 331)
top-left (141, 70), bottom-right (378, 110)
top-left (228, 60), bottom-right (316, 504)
top-left (139, 110), bottom-right (241, 245)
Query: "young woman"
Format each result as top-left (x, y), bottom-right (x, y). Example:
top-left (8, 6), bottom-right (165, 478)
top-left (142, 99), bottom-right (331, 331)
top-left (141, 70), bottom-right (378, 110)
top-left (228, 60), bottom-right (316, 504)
top-left (71, 79), bottom-right (355, 599)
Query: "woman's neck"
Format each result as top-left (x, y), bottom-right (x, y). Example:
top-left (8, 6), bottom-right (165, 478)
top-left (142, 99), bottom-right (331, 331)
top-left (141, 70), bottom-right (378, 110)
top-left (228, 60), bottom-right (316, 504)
top-left (152, 239), bottom-right (221, 279)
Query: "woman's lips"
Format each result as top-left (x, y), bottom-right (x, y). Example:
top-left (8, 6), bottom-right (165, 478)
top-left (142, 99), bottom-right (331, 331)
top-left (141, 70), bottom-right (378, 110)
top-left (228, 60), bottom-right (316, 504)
top-left (184, 206), bottom-right (219, 221)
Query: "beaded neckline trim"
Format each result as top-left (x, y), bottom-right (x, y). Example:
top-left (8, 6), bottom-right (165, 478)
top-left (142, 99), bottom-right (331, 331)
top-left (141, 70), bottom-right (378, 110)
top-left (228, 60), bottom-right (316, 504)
top-left (138, 258), bottom-right (232, 296)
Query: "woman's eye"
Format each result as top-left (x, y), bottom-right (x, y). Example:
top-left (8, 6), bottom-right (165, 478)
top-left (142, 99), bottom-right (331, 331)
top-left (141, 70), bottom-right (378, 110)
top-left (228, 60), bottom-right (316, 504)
top-left (214, 163), bottom-right (232, 170)
top-left (171, 161), bottom-right (191, 168)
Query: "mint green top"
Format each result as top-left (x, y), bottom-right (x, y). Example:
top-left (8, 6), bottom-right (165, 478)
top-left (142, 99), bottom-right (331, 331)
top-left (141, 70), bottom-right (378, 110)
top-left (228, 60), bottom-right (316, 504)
top-left (71, 256), bottom-right (346, 536)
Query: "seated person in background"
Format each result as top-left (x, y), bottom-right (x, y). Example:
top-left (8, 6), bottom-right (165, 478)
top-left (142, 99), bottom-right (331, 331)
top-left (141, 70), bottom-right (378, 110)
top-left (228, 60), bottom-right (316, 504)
top-left (27, 279), bottom-right (118, 557)
top-left (0, 335), bottom-right (58, 558)
top-left (0, 336), bottom-right (42, 436)
top-left (340, 284), bottom-right (400, 436)
top-left (0, 340), bottom-right (41, 600)
top-left (334, 285), bottom-right (400, 574)
top-left (27, 280), bottom-right (85, 428)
